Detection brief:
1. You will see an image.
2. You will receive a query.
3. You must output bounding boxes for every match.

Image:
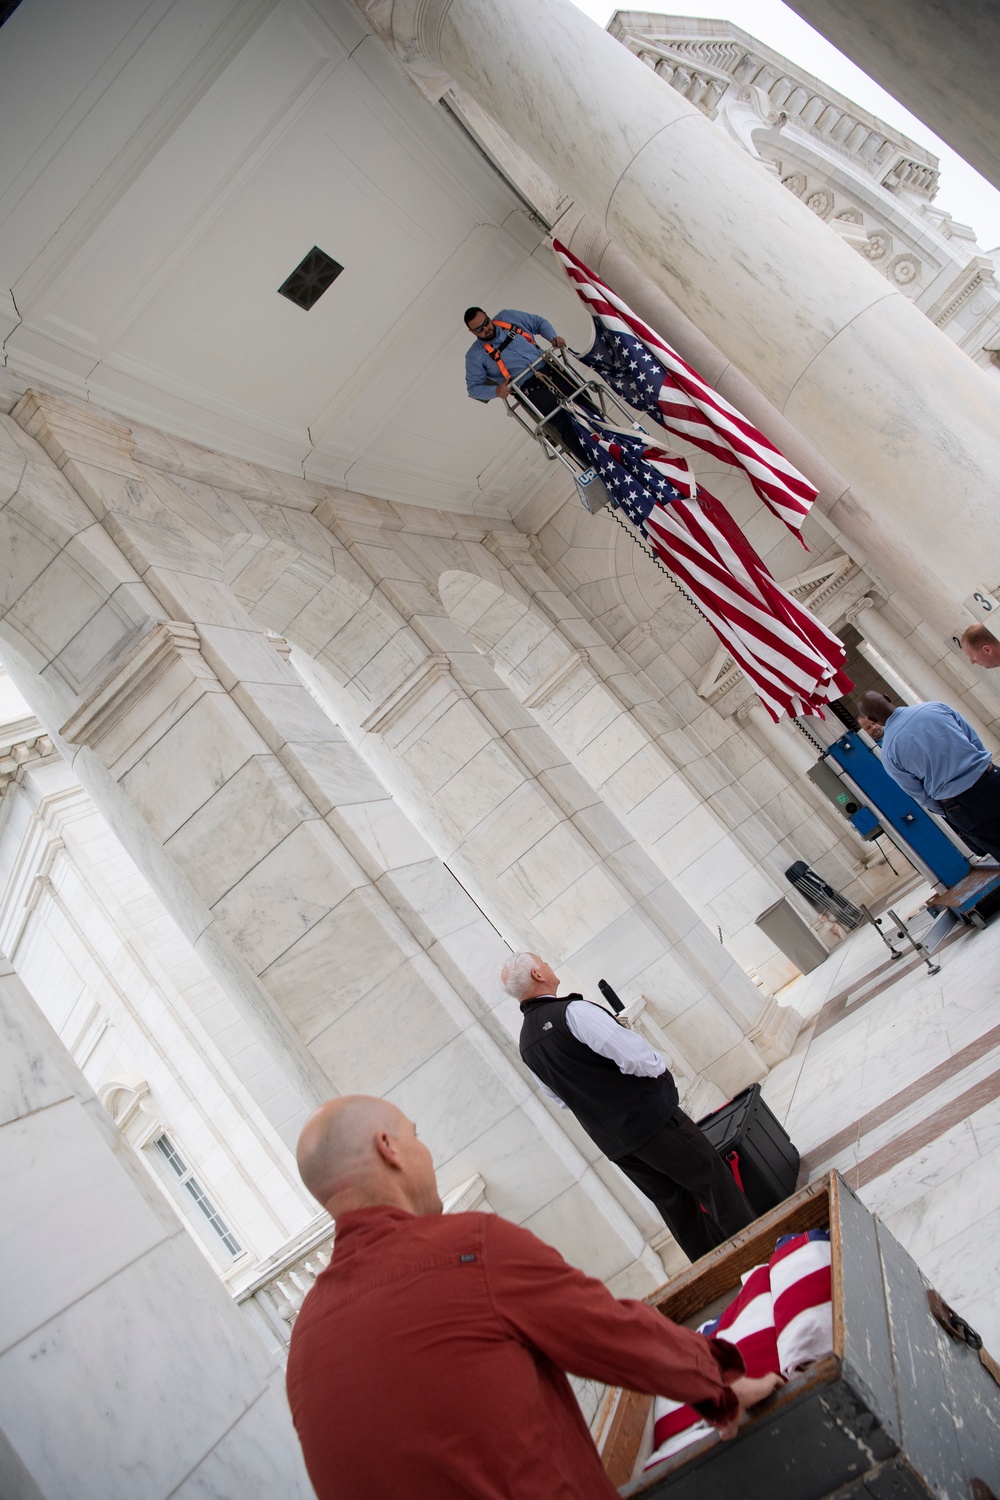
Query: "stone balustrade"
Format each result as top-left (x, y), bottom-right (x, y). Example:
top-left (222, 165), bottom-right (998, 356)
top-left (236, 1176), bottom-right (489, 1357)
top-left (236, 1217), bottom-right (336, 1356)
top-left (615, 18), bottom-right (939, 195)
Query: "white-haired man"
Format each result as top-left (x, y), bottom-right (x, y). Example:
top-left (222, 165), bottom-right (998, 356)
top-left (503, 953), bottom-right (755, 1262)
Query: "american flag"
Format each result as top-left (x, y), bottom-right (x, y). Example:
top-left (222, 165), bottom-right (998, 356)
top-left (553, 239), bottom-right (818, 540)
top-left (569, 418), bottom-right (852, 720)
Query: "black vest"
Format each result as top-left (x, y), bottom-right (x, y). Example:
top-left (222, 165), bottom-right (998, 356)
top-left (518, 997), bottom-right (678, 1159)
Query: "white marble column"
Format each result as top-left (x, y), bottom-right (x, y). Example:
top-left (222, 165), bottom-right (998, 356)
top-left (736, 693), bottom-right (874, 863)
top-left (739, 696), bottom-right (823, 781)
top-left (366, 0), bottom-right (1000, 636)
top-left (0, 959), bottom-right (313, 1500)
top-left (846, 597), bottom-right (1000, 750)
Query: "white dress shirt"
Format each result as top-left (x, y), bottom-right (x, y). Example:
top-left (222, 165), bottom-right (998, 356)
top-left (530, 996), bottom-right (666, 1107)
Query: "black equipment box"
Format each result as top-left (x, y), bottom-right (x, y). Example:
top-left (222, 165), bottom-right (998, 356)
top-left (598, 1172), bottom-right (1000, 1498)
top-left (697, 1082), bottom-right (800, 1213)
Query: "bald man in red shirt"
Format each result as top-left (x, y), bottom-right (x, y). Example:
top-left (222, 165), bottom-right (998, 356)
top-left (286, 1096), bottom-right (780, 1499)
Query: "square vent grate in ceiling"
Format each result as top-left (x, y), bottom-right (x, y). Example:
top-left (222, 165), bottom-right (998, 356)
top-left (277, 247), bottom-right (344, 310)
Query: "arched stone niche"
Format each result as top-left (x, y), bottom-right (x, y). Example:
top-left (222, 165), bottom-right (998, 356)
top-left (223, 519), bottom-right (797, 1089)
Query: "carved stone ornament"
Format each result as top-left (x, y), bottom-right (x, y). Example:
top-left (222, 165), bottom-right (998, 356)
top-left (863, 232), bottom-right (891, 261)
top-left (737, 84), bottom-right (780, 125)
top-left (806, 189), bottom-right (833, 218)
top-left (844, 595), bottom-right (875, 626)
top-left (782, 172), bottom-right (807, 197)
top-left (889, 254), bottom-right (921, 286)
top-left (98, 1075), bottom-right (165, 1148)
top-left (835, 208), bottom-right (863, 225)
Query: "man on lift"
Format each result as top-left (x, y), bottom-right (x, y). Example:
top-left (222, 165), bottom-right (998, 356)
top-left (463, 305), bottom-right (592, 464)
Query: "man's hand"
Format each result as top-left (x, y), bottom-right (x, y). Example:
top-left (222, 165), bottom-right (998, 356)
top-left (497, 381), bottom-right (512, 399)
top-left (552, 336), bottom-right (567, 349)
top-left (713, 1372), bottom-right (784, 1440)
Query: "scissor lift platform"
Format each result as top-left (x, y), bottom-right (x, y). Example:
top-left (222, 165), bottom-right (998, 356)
top-left (926, 864), bottom-right (1000, 930)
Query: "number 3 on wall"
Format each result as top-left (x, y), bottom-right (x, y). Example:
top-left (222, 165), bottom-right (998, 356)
top-left (966, 588), bottom-right (1000, 618)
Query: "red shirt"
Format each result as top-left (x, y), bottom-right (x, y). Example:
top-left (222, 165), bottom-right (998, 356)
top-left (286, 1206), bottom-right (741, 1499)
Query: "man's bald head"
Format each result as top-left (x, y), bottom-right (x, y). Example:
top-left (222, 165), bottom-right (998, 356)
top-left (962, 623), bottom-right (1000, 668)
top-left (298, 1096), bottom-right (402, 1204)
top-left (857, 690), bottom-right (896, 726)
top-left (296, 1096), bottom-right (442, 1217)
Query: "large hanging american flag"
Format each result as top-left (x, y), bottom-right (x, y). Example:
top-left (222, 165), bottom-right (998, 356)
top-left (567, 416), bottom-right (853, 720)
top-left (553, 239), bottom-right (818, 540)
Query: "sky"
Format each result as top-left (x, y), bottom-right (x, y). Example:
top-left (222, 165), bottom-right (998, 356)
top-left (569, 0), bottom-right (1000, 252)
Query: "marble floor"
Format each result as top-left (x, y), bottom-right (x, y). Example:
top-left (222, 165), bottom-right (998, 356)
top-left (760, 882), bottom-right (1000, 1356)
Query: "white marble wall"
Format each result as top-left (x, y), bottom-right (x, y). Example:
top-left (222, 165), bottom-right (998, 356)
top-left (1, 391), bottom-right (678, 1287)
top-left (0, 752), bottom-right (318, 1273)
top-left (0, 959), bottom-right (313, 1500)
top-left (6, 363), bottom-right (989, 1304)
top-left (513, 464), bottom-right (905, 952)
top-left (223, 495), bottom-right (793, 1089)
top-left (435, 543), bottom-right (795, 989)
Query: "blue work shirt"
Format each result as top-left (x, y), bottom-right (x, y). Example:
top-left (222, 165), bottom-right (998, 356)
top-left (465, 310), bottom-right (558, 402)
top-left (879, 701), bottom-right (992, 812)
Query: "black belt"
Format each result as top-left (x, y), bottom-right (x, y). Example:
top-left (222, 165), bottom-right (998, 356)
top-left (940, 764), bottom-right (995, 809)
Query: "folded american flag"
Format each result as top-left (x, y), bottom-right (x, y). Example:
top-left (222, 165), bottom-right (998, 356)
top-left (569, 418), bottom-right (852, 720)
top-left (553, 239), bottom-right (817, 540)
top-left (644, 1231), bottom-right (833, 1473)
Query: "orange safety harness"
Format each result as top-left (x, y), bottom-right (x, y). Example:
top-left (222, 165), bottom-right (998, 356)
top-left (481, 320), bottom-right (537, 384)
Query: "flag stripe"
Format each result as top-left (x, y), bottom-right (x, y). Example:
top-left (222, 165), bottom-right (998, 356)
top-left (553, 239), bottom-right (817, 536)
top-left (581, 426), bottom-right (850, 719)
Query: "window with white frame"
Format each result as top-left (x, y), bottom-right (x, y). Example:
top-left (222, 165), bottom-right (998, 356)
top-left (152, 1133), bottom-right (244, 1258)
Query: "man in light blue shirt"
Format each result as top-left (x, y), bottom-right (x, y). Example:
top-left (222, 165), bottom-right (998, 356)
top-left (464, 307), bottom-right (565, 402)
top-left (463, 305), bottom-right (597, 468)
top-left (858, 690), bottom-right (1000, 859)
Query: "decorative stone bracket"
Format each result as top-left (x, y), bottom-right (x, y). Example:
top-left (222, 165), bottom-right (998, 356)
top-left (59, 621), bottom-right (207, 759)
top-left (98, 1075), bottom-right (165, 1149)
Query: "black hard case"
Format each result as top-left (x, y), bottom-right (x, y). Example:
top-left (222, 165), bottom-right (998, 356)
top-left (598, 1172), bottom-right (1000, 1498)
top-left (697, 1081), bottom-right (800, 1212)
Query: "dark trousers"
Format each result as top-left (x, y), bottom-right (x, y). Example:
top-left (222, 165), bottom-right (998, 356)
top-left (942, 810), bottom-right (991, 859)
top-left (518, 374), bottom-right (596, 468)
top-left (614, 1109), bottom-right (756, 1263)
top-left (941, 765), bottom-right (1000, 862)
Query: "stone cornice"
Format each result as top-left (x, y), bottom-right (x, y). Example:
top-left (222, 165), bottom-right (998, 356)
top-left (359, 0), bottom-right (453, 100)
top-left (59, 621), bottom-right (204, 752)
top-left (12, 387), bottom-right (323, 513)
top-left (611, 14), bottom-right (938, 187)
top-left (617, 621), bottom-right (655, 657)
top-left (360, 653), bottom-right (451, 736)
top-left (482, 529), bottom-right (541, 571)
top-left (928, 257), bottom-right (999, 328)
top-left (0, 732), bottom-right (57, 795)
top-left (12, 388), bottom-right (137, 473)
top-left (522, 649), bottom-right (589, 710)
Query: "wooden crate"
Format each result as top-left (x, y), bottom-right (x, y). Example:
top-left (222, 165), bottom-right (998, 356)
top-left (598, 1171), bottom-right (1000, 1498)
